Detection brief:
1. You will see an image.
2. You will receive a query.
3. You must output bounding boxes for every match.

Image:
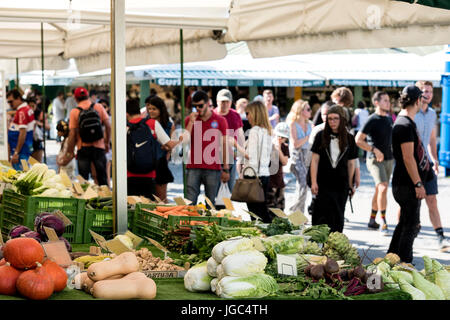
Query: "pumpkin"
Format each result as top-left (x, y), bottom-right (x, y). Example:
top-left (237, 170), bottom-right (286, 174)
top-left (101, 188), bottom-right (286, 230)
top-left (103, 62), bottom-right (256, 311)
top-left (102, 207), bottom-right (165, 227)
top-left (42, 259), bottom-right (68, 292)
top-left (3, 238), bottom-right (45, 269)
top-left (87, 252), bottom-right (139, 281)
top-left (0, 262), bottom-right (22, 295)
top-left (91, 272), bottom-right (157, 299)
top-left (16, 262), bottom-right (54, 300)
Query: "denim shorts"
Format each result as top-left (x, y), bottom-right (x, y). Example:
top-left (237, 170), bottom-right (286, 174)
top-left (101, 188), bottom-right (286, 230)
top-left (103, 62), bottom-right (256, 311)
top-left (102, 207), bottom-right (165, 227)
top-left (424, 172), bottom-right (438, 195)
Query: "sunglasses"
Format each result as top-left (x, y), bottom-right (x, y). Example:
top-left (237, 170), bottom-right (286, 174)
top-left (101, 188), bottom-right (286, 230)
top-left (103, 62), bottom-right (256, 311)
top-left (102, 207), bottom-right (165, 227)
top-left (192, 103), bottom-right (206, 109)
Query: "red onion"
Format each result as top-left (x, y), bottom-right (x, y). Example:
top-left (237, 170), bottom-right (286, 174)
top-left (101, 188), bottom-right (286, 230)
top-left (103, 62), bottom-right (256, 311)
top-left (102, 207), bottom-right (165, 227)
top-left (35, 214), bottom-right (65, 237)
top-left (21, 231), bottom-right (43, 243)
top-left (8, 225), bottom-right (31, 239)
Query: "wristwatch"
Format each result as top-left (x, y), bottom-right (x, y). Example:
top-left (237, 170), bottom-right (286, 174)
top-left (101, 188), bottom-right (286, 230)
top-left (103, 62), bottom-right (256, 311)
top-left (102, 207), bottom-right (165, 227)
top-left (414, 181), bottom-right (423, 188)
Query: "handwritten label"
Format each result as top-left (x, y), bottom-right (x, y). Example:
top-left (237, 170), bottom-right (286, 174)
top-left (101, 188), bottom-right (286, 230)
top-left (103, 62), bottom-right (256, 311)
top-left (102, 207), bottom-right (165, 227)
top-left (73, 182), bottom-right (84, 195)
top-left (243, 209), bottom-right (262, 221)
top-left (105, 238), bottom-right (132, 255)
top-left (204, 196), bottom-right (216, 210)
top-left (277, 254), bottom-right (298, 276)
top-left (76, 175), bottom-right (87, 184)
top-left (269, 208), bottom-right (288, 218)
top-left (89, 230), bottom-right (108, 250)
top-left (287, 210), bottom-right (308, 226)
top-left (145, 236), bottom-right (169, 259)
top-left (222, 198), bottom-right (235, 211)
top-left (59, 169), bottom-right (72, 188)
top-left (52, 210), bottom-right (72, 227)
top-left (42, 241), bottom-right (72, 267)
top-left (124, 231), bottom-right (143, 248)
top-left (83, 186), bottom-right (98, 199)
top-left (20, 160), bottom-right (29, 172)
top-left (43, 226), bottom-right (60, 242)
top-left (28, 156), bottom-right (39, 166)
top-left (152, 194), bottom-right (163, 203)
top-left (174, 197), bottom-right (187, 206)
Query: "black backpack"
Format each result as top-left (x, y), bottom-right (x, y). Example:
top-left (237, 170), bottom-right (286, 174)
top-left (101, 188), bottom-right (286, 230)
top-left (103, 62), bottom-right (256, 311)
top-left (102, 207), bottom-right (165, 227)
top-left (127, 118), bottom-right (159, 174)
top-left (77, 103), bottom-right (104, 143)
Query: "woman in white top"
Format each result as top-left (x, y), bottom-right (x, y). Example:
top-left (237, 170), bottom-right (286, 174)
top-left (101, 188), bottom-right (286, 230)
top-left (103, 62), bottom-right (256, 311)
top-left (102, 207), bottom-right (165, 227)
top-left (234, 100), bottom-right (274, 223)
top-left (287, 99), bottom-right (312, 214)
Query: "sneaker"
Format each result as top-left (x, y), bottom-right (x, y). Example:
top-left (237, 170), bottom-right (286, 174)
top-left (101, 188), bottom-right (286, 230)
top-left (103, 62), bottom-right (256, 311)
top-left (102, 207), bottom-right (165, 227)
top-left (380, 224), bottom-right (389, 236)
top-left (439, 237), bottom-right (450, 253)
top-left (368, 220), bottom-right (380, 230)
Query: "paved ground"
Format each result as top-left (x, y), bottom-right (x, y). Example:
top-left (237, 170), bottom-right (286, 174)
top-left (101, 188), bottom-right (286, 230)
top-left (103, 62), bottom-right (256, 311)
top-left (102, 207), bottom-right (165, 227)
top-left (45, 139), bottom-right (450, 270)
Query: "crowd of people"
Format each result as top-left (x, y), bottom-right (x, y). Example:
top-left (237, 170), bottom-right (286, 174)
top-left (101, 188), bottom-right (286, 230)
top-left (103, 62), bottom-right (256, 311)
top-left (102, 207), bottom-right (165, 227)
top-left (5, 81), bottom-right (449, 264)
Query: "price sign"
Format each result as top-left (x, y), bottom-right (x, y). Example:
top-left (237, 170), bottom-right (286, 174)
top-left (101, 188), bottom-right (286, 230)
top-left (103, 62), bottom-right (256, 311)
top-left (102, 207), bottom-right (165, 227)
top-left (145, 237), bottom-right (170, 259)
top-left (43, 226), bottom-right (60, 242)
top-left (269, 208), bottom-right (288, 218)
top-left (276, 254), bottom-right (297, 276)
top-left (89, 230), bottom-right (108, 251)
top-left (288, 210), bottom-right (308, 226)
top-left (242, 209), bottom-right (262, 221)
top-left (28, 156), bottom-right (39, 166)
top-left (222, 198), bottom-right (235, 211)
top-left (20, 159), bottom-right (29, 171)
top-left (174, 197), bottom-right (187, 206)
top-left (204, 196), bottom-right (216, 210)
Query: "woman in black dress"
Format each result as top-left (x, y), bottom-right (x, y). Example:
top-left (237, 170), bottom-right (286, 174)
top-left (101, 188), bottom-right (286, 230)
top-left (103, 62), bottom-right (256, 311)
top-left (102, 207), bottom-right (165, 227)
top-left (309, 105), bottom-right (358, 232)
top-left (146, 95), bottom-right (175, 202)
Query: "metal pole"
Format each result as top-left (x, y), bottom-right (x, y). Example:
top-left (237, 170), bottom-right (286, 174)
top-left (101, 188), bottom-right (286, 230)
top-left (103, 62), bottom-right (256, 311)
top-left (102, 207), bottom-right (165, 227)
top-left (41, 22), bottom-right (47, 164)
top-left (439, 44), bottom-right (450, 176)
top-left (111, 0), bottom-right (127, 234)
top-left (180, 29), bottom-right (186, 198)
top-left (15, 58), bottom-right (19, 89)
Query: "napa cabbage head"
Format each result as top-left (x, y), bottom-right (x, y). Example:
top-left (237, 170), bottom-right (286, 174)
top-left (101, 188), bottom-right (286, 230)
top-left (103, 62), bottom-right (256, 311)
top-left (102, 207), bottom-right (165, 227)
top-left (432, 259), bottom-right (450, 299)
top-left (412, 270), bottom-right (445, 300)
top-left (184, 261), bottom-right (213, 292)
top-left (221, 250), bottom-right (267, 277)
top-left (211, 237), bottom-right (254, 263)
top-left (262, 234), bottom-right (306, 259)
top-left (215, 274), bottom-right (278, 299)
top-left (398, 279), bottom-right (426, 300)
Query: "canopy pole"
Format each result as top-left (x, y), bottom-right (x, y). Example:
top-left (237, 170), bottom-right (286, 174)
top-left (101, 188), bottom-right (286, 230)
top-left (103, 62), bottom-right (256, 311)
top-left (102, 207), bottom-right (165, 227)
top-left (110, 0), bottom-right (128, 234)
top-left (180, 29), bottom-right (186, 198)
top-left (15, 58), bottom-right (19, 89)
top-left (41, 22), bottom-right (47, 164)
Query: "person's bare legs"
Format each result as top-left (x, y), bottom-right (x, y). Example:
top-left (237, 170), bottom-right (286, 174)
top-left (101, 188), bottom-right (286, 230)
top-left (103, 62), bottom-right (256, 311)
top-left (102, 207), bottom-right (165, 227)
top-left (155, 184), bottom-right (168, 203)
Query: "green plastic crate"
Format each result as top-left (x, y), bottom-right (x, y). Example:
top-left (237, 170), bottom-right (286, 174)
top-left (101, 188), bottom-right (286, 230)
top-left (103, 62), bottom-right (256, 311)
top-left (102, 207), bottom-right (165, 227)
top-left (1, 188), bottom-right (86, 243)
top-left (83, 208), bottom-right (134, 243)
top-left (220, 217), bottom-right (245, 227)
top-left (132, 203), bottom-right (222, 242)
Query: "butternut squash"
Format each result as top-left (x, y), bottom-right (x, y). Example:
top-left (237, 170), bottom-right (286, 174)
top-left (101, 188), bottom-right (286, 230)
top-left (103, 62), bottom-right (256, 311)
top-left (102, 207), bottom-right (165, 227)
top-left (87, 252), bottom-right (139, 281)
top-left (92, 272), bottom-right (157, 300)
top-left (74, 272), bottom-right (88, 290)
top-left (82, 273), bottom-right (124, 294)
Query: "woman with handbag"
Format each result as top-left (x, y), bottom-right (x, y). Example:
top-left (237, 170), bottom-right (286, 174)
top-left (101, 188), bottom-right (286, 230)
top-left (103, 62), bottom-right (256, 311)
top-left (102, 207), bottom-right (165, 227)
top-left (310, 105), bottom-right (358, 232)
top-left (287, 99), bottom-right (312, 215)
top-left (232, 101), bottom-right (274, 223)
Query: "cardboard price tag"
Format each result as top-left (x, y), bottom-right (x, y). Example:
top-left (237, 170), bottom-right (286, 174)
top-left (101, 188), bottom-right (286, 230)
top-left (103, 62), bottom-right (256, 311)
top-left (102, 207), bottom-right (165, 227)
top-left (145, 237), bottom-right (169, 259)
top-left (52, 210), bottom-right (73, 227)
top-left (20, 159), bottom-right (29, 172)
top-left (287, 210), bottom-right (308, 226)
top-left (174, 197), bottom-right (188, 206)
top-left (105, 238), bottom-right (132, 255)
top-left (89, 246), bottom-right (102, 255)
top-left (204, 196), bottom-right (216, 210)
top-left (59, 169), bottom-right (73, 188)
top-left (42, 241), bottom-right (72, 267)
top-left (0, 182), bottom-right (6, 196)
top-left (73, 182), bottom-right (84, 195)
top-left (83, 186), bottom-right (98, 200)
top-left (43, 226), bottom-right (60, 242)
top-left (243, 209), bottom-right (262, 221)
top-left (0, 233), bottom-right (4, 246)
top-left (28, 156), bottom-right (39, 166)
top-left (152, 194), bottom-right (163, 203)
top-left (0, 160), bottom-right (12, 168)
top-left (222, 198), bottom-right (235, 211)
top-left (269, 208), bottom-right (288, 218)
top-left (89, 230), bottom-right (108, 251)
top-left (124, 231), bottom-right (143, 248)
top-left (277, 254), bottom-right (298, 276)
top-left (77, 175), bottom-right (87, 184)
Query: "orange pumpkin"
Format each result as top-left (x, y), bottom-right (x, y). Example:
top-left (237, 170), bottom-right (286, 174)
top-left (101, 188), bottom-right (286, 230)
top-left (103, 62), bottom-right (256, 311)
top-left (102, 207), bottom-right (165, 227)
top-left (3, 238), bottom-right (45, 269)
top-left (16, 262), bottom-right (54, 300)
top-left (0, 262), bottom-right (22, 295)
top-left (42, 259), bottom-right (67, 292)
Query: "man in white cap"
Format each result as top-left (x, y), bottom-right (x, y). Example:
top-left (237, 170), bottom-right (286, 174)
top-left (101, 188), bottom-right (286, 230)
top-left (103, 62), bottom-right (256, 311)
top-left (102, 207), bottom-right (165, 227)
top-left (213, 89), bottom-right (245, 207)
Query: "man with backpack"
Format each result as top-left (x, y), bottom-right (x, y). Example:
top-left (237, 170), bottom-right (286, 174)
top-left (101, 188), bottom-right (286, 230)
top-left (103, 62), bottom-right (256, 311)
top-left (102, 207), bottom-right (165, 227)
top-left (65, 87), bottom-right (111, 186)
top-left (126, 99), bottom-right (178, 199)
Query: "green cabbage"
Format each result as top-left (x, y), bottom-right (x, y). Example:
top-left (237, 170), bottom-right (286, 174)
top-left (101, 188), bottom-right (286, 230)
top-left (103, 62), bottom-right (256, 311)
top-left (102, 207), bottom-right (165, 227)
top-left (221, 250), bottom-right (268, 277)
top-left (207, 257), bottom-right (219, 277)
top-left (412, 270), bottom-right (445, 300)
top-left (211, 238), bottom-right (254, 263)
top-left (398, 279), bottom-right (426, 300)
top-left (184, 261), bottom-right (213, 292)
top-left (423, 256), bottom-right (435, 283)
top-left (432, 260), bottom-right (450, 299)
top-left (215, 274), bottom-right (278, 299)
top-left (262, 234), bottom-right (306, 259)
top-left (389, 270), bottom-right (413, 285)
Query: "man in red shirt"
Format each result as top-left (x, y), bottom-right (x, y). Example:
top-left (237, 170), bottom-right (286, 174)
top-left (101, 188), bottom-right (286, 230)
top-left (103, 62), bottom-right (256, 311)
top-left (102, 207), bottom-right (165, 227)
top-left (64, 87), bottom-right (111, 186)
top-left (213, 89), bottom-right (244, 204)
top-left (184, 90), bottom-right (230, 206)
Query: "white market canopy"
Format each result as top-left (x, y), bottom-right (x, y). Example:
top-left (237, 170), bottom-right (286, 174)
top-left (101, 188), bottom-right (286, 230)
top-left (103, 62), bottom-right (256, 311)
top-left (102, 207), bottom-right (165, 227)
top-left (223, 0), bottom-right (450, 58)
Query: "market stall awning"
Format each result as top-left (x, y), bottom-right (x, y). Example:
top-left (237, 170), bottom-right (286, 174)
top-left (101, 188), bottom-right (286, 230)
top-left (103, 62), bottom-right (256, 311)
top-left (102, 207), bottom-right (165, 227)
top-left (223, 0), bottom-right (450, 58)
